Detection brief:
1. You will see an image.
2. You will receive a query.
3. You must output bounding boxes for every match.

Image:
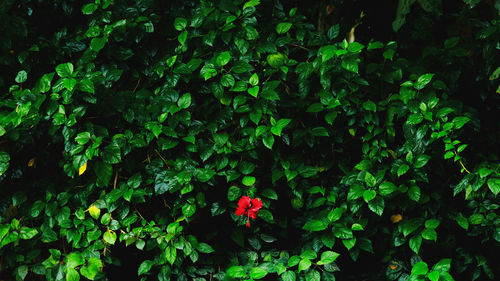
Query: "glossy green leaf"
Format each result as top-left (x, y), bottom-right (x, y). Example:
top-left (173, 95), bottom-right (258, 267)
top-left (411, 261), bottom-right (428, 276)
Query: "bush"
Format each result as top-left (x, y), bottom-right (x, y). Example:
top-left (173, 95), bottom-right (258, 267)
top-left (0, 0), bottom-right (499, 280)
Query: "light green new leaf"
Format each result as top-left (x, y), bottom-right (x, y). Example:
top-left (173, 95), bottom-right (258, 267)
top-left (276, 22), bottom-right (292, 34)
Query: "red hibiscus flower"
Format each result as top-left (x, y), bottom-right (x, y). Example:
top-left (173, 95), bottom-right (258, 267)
top-left (235, 196), bottom-right (263, 227)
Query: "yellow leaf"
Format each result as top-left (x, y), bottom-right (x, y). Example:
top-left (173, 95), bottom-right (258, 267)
top-left (79, 162), bottom-right (87, 175)
top-left (390, 214), bottom-right (403, 223)
top-left (27, 158), bottom-right (36, 167)
top-left (88, 205), bottom-right (100, 220)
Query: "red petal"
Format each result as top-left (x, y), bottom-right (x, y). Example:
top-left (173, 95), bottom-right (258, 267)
top-left (250, 198), bottom-right (263, 209)
top-left (235, 207), bottom-right (246, 216)
top-left (237, 196), bottom-right (251, 208)
top-left (246, 220), bottom-right (251, 227)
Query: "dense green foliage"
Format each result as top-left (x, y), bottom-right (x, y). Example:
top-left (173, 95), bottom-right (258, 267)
top-left (0, 0), bottom-right (499, 280)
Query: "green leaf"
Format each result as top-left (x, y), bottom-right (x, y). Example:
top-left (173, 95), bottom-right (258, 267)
top-left (341, 57), bottom-right (358, 73)
top-left (409, 235), bottom-right (422, 254)
top-left (165, 246), bottom-right (177, 265)
top-left (276, 22), bottom-right (292, 34)
top-left (400, 218), bottom-right (422, 237)
top-left (258, 209), bottom-right (274, 223)
top-left (318, 251), bottom-right (340, 265)
top-left (15, 265), bottom-right (28, 280)
top-left (248, 86), bottom-right (259, 97)
top-left (19, 227), bottom-right (38, 239)
top-left (102, 143), bottom-right (121, 164)
top-left (94, 161), bottom-right (112, 187)
top-left (56, 63), bottom-right (74, 77)
top-left (421, 228), bottom-right (437, 241)
top-left (288, 255), bottom-right (300, 267)
top-left (367, 196), bottom-right (384, 216)
top-left (487, 178), bottom-right (500, 196)
top-left (242, 176), bottom-right (256, 186)
top-left (444, 151), bottom-right (454, 159)
top-left (327, 24), bottom-right (340, 39)
top-left (364, 172), bottom-right (377, 187)
top-left (271, 119), bottom-right (291, 136)
top-left (367, 41), bottom-right (384, 50)
top-left (0, 151), bottom-right (11, 177)
top-left (63, 78), bottom-right (77, 91)
top-left (127, 173), bottom-right (142, 189)
top-left (425, 219), bottom-right (440, 229)
top-left (320, 45), bottom-right (336, 62)
top-left (455, 213), bottom-right (469, 230)
top-left (82, 3), bottom-right (98, 14)
top-left (216, 51), bottom-right (231, 67)
top-left (178, 30), bottom-right (188, 45)
top-left (80, 78), bottom-right (95, 93)
top-left (305, 270), bottom-right (320, 281)
top-left (195, 168), bottom-right (215, 182)
top-left (243, 0), bottom-right (260, 10)
top-left (433, 258), bottom-right (451, 273)
top-left (262, 188), bottom-right (278, 200)
top-left (351, 223), bottom-right (363, 231)
top-left (414, 154), bottom-right (431, 168)
top-left (281, 271), bottom-right (296, 281)
top-left (411, 261), bottom-right (428, 276)
top-left (427, 271), bottom-right (440, 281)
top-left (90, 37), bottom-right (106, 52)
top-left (408, 186), bottom-right (421, 202)
top-left (249, 267), bottom-right (267, 279)
top-left (407, 113), bottom-right (423, 126)
top-left (227, 186), bottom-right (241, 201)
top-left (328, 208), bottom-right (343, 222)
top-left (414, 73), bottom-right (434, 90)
top-left (66, 268), bottom-right (80, 281)
top-left (197, 242), bottom-right (215, 253)
top-left (232, 61), bottom-right (254, 73)
top-left (174, 17), bottom-right (188, 30)
top-left (362, 100), bottom-right (377, 112)
top-left (302, 219), bottom-right (328, 231)
top-left (15, 70), bottom-right (27, 83)
top-left (66, 252), bottom-right (85, 268)
top-left (348, 42), bottom-right (364, 53)
top-left (469, 213), bottom-right (483, 225)
top-left (452, 116), bottom-right (470, 129)
top-left (301, 250), bottom-right (318, 260)
top-left (177, 93), bottom-right (192, 109)
top-left (80, 258), bottom-right (102, 280)
top-left (249, 73), bottom-right (259, 86)
top-left (363, 189), bottom-right (376, 202)
top-left (138, 260), bottom-right (154, 276)
top-left (262, 135), bottom-right (274, 149)
top-left (75, 132), bottom-right (91, 145)
top-left (267, 53), bottom-right (286, 68)
top-left (30, 200), bottom-right (44, 217)
top-left (298, 259), bottom-right (312, 272)
top-left (342, 238), bottom-right (356, 250)
top-left (103, 230), bottom-right (116, 244)
top-left (221, 74), bottom-right (235, 88)
top-left (397, 164), bottom-right (410, 177)
top-left (227, 266), bottom-right (247, 278)
top-left (379, 181), bottom-right (397, 196)
top-left (182, 203), bottom-right (196, 217)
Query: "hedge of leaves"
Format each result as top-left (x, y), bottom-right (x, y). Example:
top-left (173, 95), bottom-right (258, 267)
top-left (0, 0), bottom-right (499, 280)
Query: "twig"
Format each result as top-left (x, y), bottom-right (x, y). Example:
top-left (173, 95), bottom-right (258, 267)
top-left (458, 159), bottom-right (471, 174)
top-left (155, 149), bottom-right (169, 168)
top-left (289, 43), bottom-right (310, 51)
top-left (113, 170), bottom-right (118, 189)
top-left (132, 78), bottom-right (141, 93)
